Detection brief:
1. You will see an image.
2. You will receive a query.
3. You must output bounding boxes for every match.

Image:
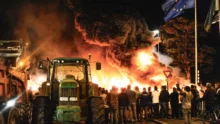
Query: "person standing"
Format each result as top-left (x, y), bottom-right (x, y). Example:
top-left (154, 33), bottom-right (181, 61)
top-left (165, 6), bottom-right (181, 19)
top-left (159, 86), bottom-right (169, 118)
top-left (200, 83), bottom-right (216, 112)
top-left (108, 86), bottom-right (119, 124)
top-left (147, 87), bottom-right (152, 118)
top-left (176, 83), bottom-right (183, 118)
top-left (126, 85), bottom-right (137, 122)
top-left (118, 88), bottom-right (129, 124)
top-left (190, 85), bottom-right (199, 118)
top-left (180, 86), bottom-right (193, 124)
top-left (152, 86), bottom-right (160, 118)
top-left (170, 87), bottom-right (179, 119)
top-left (140, 87), bottom-right (149, 122)
top-left (100, 89), bottom-right (109, 124)
top-left (134, 86), bottom-right (141, 121)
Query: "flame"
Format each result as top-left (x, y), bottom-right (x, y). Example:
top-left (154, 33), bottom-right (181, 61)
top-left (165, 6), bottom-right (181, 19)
top-left (137, 51), bottom-right (153, 68)
top-left (28, 74), bottom-right (47, 91)
top-left (27, 50), bottom-right (190, 93)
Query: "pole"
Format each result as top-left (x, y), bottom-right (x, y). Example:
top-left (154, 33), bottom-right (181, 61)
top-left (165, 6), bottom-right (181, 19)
top-left (217, 0), bottom-right (220, 37)
top-left (195, 0), bottom-right (198, 85)
top-left (158, 44), bottom-right (160, 59)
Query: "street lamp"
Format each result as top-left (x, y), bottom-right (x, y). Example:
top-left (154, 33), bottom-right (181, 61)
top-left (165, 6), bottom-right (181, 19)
top-left (153, 30), bottom-right (159, 39)
top-left (152, 30), bottom-right (160, 57)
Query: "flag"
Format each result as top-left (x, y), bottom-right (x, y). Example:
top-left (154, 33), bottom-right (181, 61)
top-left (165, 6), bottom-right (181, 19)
top-left (212, 11), bottom-right (220, 24)
top-left (204, 0), bottom-right (219, 32)
top-left (162, 0), bottom-right (195, 22)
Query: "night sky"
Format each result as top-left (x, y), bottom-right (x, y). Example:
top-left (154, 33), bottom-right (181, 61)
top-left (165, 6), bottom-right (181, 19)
top-left (0, 0), bottom-right (219, 83)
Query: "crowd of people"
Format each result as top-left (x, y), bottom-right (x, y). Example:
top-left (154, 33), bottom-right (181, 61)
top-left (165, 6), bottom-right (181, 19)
top-left (99, 82), bottom-right (220, 124)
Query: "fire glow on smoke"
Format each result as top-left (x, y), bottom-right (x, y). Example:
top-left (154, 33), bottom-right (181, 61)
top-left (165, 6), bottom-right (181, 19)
top-left (13, 1), bottom-right (190, 92)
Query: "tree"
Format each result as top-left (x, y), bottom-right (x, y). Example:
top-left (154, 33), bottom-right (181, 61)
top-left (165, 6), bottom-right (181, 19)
top-left (160, 17), bottom-right (215, 81)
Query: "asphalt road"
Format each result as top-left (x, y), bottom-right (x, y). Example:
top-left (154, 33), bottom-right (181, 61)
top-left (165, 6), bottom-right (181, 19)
top-left (150, 118), bottom-right (208, 124)
top-left (125, 118), bottom-right (208, 124)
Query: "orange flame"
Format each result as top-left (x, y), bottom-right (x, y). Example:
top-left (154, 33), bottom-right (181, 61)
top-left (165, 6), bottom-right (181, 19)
top-left (28, 50), bottom-right (190, 92)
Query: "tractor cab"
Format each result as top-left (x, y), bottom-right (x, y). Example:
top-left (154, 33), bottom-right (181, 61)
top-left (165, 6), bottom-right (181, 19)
top-left (35, 57), bottom-right (102, 123)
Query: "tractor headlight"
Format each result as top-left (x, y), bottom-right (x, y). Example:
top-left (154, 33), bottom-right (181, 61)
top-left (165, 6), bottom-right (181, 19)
top-left (69, 97), bottom-right (78, 101)
top-left (60, 97), bottom-right (68, 101)
top-left (6, 99), bottom-right (16, 107)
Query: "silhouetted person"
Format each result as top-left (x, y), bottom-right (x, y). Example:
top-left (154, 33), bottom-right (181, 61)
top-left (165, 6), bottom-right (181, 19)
top-left (200, 83), bottom-right (216, 112)
top-left (118, 88), bottom-right (129, 124)
top-left (147, 87), bottom-right (152, 117)
top-left (191, 85), bottom-right (199, 118)
top-left (127, 85), bottom-right (137, 122)
top-left (108, 86), bottom-right (119, 124)
top-left (170, 87), bottom-right (179, 119)
top-left (140, 87), bottom-right (149, 122)
top-left (159, 86), bottom-right (169, 118)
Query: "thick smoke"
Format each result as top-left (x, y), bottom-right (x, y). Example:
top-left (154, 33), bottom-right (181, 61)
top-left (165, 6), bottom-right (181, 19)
top-left (74, 5), bottom-right (167, 85)
top-left (9, 1), bottom-right (80, 84)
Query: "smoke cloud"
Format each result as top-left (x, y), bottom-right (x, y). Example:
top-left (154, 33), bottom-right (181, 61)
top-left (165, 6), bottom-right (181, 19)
top-left (6, 0), bottom-right (189, 89)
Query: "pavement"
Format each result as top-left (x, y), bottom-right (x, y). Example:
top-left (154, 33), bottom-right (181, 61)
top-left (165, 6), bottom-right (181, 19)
top-left (151, 118), bottom-right (208, 124)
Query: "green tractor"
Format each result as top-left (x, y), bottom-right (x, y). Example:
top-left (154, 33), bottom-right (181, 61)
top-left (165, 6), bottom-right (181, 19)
top-left (32, 57), bottom-right (105, 124)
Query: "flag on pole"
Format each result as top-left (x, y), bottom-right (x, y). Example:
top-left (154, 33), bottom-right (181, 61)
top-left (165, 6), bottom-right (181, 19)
top-left (162, 0), bottom-right (195, 22)
top-left (204, 0), bottom-right (219, 32)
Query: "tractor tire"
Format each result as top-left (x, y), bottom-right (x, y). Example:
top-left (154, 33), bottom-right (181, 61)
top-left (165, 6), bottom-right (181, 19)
top-left (7, 107), bottom-right (20, 124)
top-left (16, 103), bottom-right (32, 124)
top-left (89, 96), bottom-right (105, 124)
top-left (0, 112), bottom-right (5, 124)
top-left (32, 96), bottom-right (50, 124)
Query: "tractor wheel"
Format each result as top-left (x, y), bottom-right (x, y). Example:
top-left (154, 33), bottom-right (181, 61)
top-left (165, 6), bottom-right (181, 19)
top-left (16, 103), bottom-right (32, 124)
top-left (7, 107), bottom-right (20, 124)
top-left (0, 112), bottom-right (5, 124)
top-left (32, 96), bottom-right (50, 124)
top-left (89, 96), bottom-right (105, 124)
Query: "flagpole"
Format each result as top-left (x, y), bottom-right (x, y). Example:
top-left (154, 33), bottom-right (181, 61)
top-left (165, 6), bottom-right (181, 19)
top-left (195, 0), bottom-right (198, 85)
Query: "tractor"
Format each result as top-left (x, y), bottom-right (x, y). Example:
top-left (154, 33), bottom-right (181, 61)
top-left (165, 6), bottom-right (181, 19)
top-left (0, 40), bottom-right (31, 124)
top-left (32, 57), bottom-right (105, 124)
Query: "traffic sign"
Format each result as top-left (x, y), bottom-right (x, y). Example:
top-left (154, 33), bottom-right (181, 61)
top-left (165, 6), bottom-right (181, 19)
top-left (163, 70), bottom-right (172, 78)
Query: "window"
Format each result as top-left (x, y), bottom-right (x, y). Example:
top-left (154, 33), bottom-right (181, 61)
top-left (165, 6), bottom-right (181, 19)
top-left (55, 63), bottom-right (85, 82)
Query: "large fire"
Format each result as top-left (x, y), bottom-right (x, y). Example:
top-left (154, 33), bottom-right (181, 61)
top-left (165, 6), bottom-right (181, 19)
top-left (91, 49), bottom-right (186, 92)
top-left (15, 1), bottom-right (190, 93)
top-left (27, 47), bottom-right (189, 93)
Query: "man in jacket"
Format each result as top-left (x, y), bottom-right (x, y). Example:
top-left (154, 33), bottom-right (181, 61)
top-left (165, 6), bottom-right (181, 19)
top-left (140, 87), bottom-right (149, 121)
top-left (170, 87), bottom-right (179, 119)
top-left (108, 86), bottom-right (119, 124)
top-left (201, 83), bottom-right (216, 112)
top-left (190, 85), bottom-right (199, 118)
top-left (159, 86), bottom-right (169, 118)
top-left (127, 85), bottom-right (137, 122)
top-left (118, 88), bottom-right (129, 124)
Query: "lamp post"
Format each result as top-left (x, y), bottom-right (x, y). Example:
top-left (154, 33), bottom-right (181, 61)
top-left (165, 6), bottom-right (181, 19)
top-left (153, 30), bottom-right (160, 58)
